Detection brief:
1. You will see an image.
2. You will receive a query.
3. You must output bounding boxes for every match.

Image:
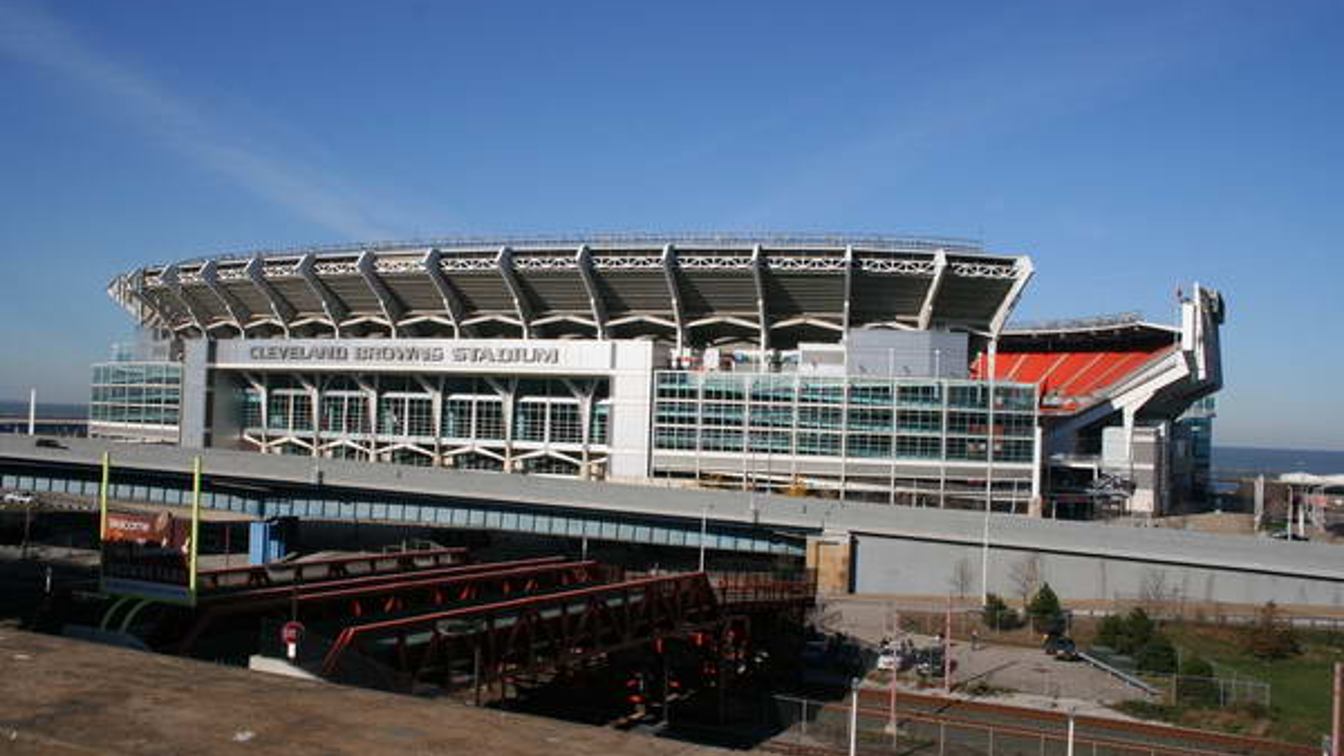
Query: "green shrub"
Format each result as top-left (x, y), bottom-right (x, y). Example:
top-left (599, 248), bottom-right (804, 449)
top-left (1135, 635), bottom-right (1178, 673)
top-left (1122, 608), bottom-right (1157, 653)
top-left (1244, 602), bottom-right (1300, 660)
top-left (1096, 608), bottom-right (1159, 655)
top-left (1096, 614), bottom-right (1126, 649)
top-left (1177, 655), bottom-right (1219, 706)
top-left (1027, 582), bottom-right (1064, 634)
top-left (982, 593), bottom-right (1022, 630)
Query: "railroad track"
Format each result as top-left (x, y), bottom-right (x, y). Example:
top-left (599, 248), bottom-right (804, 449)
top-left (846, 687), bottom-right (1315, 755)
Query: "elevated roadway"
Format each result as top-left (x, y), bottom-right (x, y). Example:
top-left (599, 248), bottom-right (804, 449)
top-left (3, 436), bottom-right (1343, 608)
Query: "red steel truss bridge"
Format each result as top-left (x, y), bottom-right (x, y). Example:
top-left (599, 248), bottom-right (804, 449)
top-left (145, 550), bottom-right (815, 703)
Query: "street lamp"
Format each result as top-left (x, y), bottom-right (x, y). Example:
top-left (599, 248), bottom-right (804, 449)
top-left (698, 505), bottom-right (710, 572)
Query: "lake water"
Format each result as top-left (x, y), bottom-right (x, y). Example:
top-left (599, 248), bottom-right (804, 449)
top-left (1213, 446), bottom-right (1344, 476)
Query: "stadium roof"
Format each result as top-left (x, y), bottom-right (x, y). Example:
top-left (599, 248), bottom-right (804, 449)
top-left (110, 234), bottom-right (1033, 348)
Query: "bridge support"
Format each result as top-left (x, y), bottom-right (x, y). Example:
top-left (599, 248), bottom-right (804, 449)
top-left (806, 532), bottom-right (852, 595)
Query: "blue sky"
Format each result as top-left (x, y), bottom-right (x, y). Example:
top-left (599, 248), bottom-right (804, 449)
top-left (0, 1), bottom-right (1341, 449)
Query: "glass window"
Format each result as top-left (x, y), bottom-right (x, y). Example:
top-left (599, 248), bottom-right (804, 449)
top-left (406, 397), bottom-right (433, 436)
top-left (748, 404), bottom-right (793, 428)
top-left (655, 401), bottom-right (698, 426)
top-left (897, 409), bottom-right (942, 433)
top-left (848, 434), bottom-right (891, 458)
top-left (948, 384), bottom-right (988, 409)
top-left (242, 390), bottom-right (263, 428)
top-left (443, 399), bottom-right (472, 438)
top-left (267, 393), bottom-right (290, 431)
top-left (849, 381), bottom-right (892, 406)
top-left (796, 432), bottom-right (840, 456)
top-left (655, 426), bottom-right (696, 450)
top-left (897, 383), bottom-right (942, 406)
top-left (798, 378), bottom-right (843, 404)
top-left (514, 402), bottom-right (546, 442)
top-left (590, 402), bottom-right (610, 445)
top-left (798, 406), bottom-right (842, 430)
top-left (847, 407), bottom-right (892, 433)
top-left (896, 436), bottom-right (940, 459)
top-left (476, 401), bottom-right (504, 439)
top-left (750, 376), bottom-right (795, 403)
top-left (549, 403), bottom-right (582, 443)
top-left (747, 430), bottom-right (790, 454)
top-left (701, 428), bottom-right (743, 452)
top-left (290, 394), bottom-right (312, 431)
top-left (701, 402), bottom-right (745, 428)
top-left (947, 436), bottom-right (988, 461)
top-left (947, 411), bottom-right (988, 435)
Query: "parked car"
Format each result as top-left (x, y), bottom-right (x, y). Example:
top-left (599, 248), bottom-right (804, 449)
top-left (915, 647), bottom-right (947, 677)
top-left (1043, 634), bottom-right (1080, 661)
top-left (3, 491), bottom-right (36, 505)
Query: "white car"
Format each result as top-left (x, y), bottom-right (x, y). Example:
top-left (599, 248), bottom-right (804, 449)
top-left (3, 491), bottom-right (35, 505)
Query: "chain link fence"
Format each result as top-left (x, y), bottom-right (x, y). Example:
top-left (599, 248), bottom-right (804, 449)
top-left (771, 694), bottom-right (1235, 756)
top-left (1086, 647), bottom-right (1270, 709)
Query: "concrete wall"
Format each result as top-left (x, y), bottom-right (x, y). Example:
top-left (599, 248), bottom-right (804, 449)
top-left (178, 340), bottom-right (210, 449)
top-left (607, 341), bottom-right (658, 481)
top-left (852, 533), bottom-right (1344, 608)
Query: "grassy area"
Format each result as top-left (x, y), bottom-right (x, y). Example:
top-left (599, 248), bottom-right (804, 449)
top-left (1163, 622), bottom-right (1344, 744)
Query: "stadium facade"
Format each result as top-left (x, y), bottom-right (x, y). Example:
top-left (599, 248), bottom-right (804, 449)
top-left (91, 234), bottom-right (1224, 516)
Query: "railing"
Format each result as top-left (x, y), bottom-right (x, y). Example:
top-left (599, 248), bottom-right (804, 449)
top-left (1077, 650), bottom-right (1161, 696)
top-left (771, 692), bottom-right (1314, 755)
top-left (156, 232), bottom-right (986, 269)
top-left (1007, 311), bottom-right (1145, 333)
top-left (195, 546), bottom-right (468, 591)
top-left (710, 570), bottom-right (817, 609)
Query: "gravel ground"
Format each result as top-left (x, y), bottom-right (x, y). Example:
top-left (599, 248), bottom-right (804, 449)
top-left (0, 630), bottom-right (721, 755)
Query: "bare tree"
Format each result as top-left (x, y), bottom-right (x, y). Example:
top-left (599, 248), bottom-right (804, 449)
top-left (1139, 568), bottom-right (1174, 614)
top-left (1008, 553), bottom-right (1043, 608)
top-left (949, 557), bottom-right (974, 599)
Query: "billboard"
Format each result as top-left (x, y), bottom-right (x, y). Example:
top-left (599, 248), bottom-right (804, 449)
top-left (99, 453), bottom-right (201, 605)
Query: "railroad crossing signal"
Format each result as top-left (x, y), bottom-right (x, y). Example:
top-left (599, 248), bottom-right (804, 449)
top-left (282, 620), bottom-right (304, 660)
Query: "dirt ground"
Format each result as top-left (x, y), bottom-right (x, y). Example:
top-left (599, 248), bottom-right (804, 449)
top-left (0, 630), bottom-right (719, 755)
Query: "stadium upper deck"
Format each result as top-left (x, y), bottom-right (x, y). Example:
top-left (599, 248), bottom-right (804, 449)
top-left (109, 234), bottom-right (1033, 348)
top-left (93, 234), bottom-right (1223, 517)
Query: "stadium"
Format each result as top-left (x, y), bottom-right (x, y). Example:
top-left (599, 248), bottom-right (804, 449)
top-left (91, 233), bottom-right (1224, 517)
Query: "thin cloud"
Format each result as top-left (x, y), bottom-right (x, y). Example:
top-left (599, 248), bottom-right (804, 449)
top-left (0, 2), bottom-right (396, 241)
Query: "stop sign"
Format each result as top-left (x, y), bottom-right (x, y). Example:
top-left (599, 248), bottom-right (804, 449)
top-left (281, 620), bottom-right (304, 645)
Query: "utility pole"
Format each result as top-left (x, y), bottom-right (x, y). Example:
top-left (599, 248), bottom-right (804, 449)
top-left (980, 504), bottom-right (991, 606)
top-left (889, 608), bottom-right (899, 748)
top-left (1332, 661), bottom-right (1342, 756)
top-left (698, 506), bottom-right (709, 572)
top-left (1066, 708), bottom-right (1076, 756)
top-left (849, 677), bottom-right (859, 756)
top-left (943, 597), bottom-right (953, 695)
top-left (27, 388), bottom-right (36, 436)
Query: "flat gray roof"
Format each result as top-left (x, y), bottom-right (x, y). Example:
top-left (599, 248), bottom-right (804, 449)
top-left (1, 435), bottom-right (1340, 582)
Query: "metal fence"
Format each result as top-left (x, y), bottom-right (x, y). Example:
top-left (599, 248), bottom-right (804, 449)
top-left (1085, 647), bottom-right (1271, 709)
top-left (771, 694), bottom-right (1235, 756)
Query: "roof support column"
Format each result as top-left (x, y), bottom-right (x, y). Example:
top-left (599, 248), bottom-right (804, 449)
top-left (159, 264), bottom-right (208, 336)
top-left (841, 245), bottom-right (854, 344)
top-left (575, 245), bottom-right (608, 340)
top-left (661, 244), bottom-right (686, 352)
top-left (245, 255), bottom-right (296, 337)
top-left (421, 248), bottom-right (465, 338)
top-left (496, 246), bottom-right (531, 339)
top-left (917, 250), bottom-right (948, 331)
top-left (356, 251), bottom-right (405, 337)
top-left (200, 260), bottom-right (253, 336)
top-left (297, 253), bottom-right (350, 337)
top-left (990, 258), bottom-right (1035, 336)
top-left (751, 244), bottom-right (770, 370)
